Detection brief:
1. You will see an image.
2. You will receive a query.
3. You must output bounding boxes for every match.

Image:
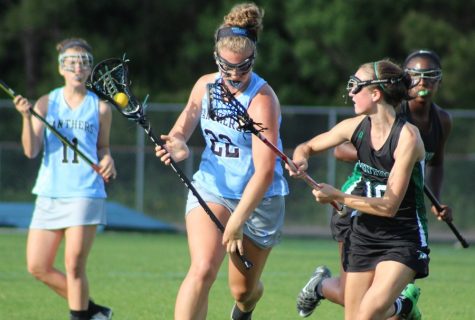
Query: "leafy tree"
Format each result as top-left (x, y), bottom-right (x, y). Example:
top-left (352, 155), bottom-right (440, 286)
top-left (1, 0), bottom-right (475, 109)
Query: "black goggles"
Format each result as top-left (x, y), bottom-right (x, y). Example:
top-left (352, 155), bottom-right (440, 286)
top-left (346, 76), bottom-right (392, 95)
top-left (214, 52), bottom-right (255, 77)
top-left (405, 68), bottom-right (442, 85)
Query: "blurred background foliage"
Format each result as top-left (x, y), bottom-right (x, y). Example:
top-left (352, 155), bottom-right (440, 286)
top-left (1, 0), bottom-right (475, 109)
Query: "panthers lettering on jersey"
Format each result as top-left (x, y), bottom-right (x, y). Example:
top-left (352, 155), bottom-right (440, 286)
top-left (32, 88), bottom-right (106, 198)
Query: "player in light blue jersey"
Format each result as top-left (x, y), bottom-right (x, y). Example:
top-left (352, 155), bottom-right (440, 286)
top-left (155, 3), bottom-right (288, 319)
top-left (14, 38), bottom-right (116, 320)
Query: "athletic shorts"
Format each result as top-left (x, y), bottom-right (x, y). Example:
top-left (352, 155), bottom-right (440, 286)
top-left (185, 183), bottom-right (285, 249)
top-left (30, 196), bottom-right (106, 230)
top-left (342, 238), bottom-right (430, 279)
top-left (330, 209), bottom-right (352, 242)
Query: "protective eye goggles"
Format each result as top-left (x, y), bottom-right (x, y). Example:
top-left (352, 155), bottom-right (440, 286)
top-left (346, 76), bottom-right (392, 95)
top-left (214, 52), bottom-right (254, 77)
top-left (405, 68), bottom-right (442, 85)
top-left (59, 53), bottom-right (93, 72)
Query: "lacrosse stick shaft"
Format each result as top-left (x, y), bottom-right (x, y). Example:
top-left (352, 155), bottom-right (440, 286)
top-left (29, 108), bottom-right (102, 174)
top-left (136, 118), bottom-right (253, 269)
top-left (423, 185), bottom-right (469, 248)
top-left (255, 132), bottom-right (345, 215)
top-left (0, 79), bottom-right (105, 180)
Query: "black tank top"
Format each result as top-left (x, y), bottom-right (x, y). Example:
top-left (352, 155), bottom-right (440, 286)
top-left (349, 116), bottom-right (428, 247)
top-left (398, 101), bottom-right (443, 162)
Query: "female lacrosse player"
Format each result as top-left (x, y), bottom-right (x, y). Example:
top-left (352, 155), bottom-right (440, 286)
top-left (296, 50), bottom-right (451, 320)
top-left (155, 3), bottom-right (288, 319)
top-left (13, 38), bottom-right (116, 320)
top-left (289, 59), bottom-right (429, 320)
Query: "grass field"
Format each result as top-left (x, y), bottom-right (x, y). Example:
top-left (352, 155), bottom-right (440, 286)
top-left (1, 230), bottom-right (474, 319)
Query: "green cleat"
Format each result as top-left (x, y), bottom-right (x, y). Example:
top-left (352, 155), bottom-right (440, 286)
top-left (401, 283), bottom-right (422, 320)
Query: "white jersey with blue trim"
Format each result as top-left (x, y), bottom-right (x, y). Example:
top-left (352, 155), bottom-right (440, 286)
top-left (193, 73), bottom-right (289, 199)
top-left (32, 87), bottom-right (106, 198)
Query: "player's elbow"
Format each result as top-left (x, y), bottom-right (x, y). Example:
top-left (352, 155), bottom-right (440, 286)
top-left (333, 145), bottom-right (357, 163)
top-left (263, 169), bottom-right (275, 185)
top-left (378, 200), bottom-right (400, 217)
top-left (384, 206), bottom-right (399, 217)
top-left (256, 167), bottom-right (275, 187)
top-left (23, 148), bottom-right (39, 159)
top-left (333, 148), bottom-right (348, 162)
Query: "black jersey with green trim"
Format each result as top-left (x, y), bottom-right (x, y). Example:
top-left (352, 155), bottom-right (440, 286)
top-left (349, 116), bottom-right (428, 248)
top-left (398, 101), bottom-right (443, 163)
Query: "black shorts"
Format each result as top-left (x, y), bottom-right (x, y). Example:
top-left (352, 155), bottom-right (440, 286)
top-left (330, 210), bottom-right (352, 242)
top-left (342, 239), bottom-right (430, 279)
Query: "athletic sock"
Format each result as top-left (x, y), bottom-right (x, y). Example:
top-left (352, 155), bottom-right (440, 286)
top-left (398, 295), bottom-right (414, 317)
top-left (390, 296), bottom-right (403, 317)
top-left (70, 310), bottom-right (90, 320)
top-left (88, 300), bottom-right (101, 314)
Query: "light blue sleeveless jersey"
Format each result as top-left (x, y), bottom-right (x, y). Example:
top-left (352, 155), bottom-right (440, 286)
top-left (32, 88), bottom-right (106, 198)
top-left (193, 73), bottom-right (289, 199)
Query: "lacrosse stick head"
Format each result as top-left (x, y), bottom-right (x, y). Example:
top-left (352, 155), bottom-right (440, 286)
top-left (86, 57), bottom-right (143, 119)
top-left (207, 79), bottom-right (265, 134)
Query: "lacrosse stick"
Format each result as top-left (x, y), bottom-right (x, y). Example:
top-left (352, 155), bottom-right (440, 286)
top-left (0, 78), bottom-right (107, 181)
top-left (207, 79), bottom-right (345, 216)
top-left (424, 185), bottom-right (469, 248)
top-left (86, 57), bottom-right (253, 269)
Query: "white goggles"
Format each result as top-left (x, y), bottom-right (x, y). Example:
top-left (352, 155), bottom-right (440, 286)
top-left (58, 53), bottom-right (93, 72)
top-left (406, 68), bottom-right (442, 85)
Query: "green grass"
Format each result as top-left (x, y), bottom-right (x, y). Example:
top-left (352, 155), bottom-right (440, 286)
top-left (1, 231), bottom-right (474, 319)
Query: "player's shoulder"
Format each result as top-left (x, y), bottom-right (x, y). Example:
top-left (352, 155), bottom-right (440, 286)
top-left (402, 121), bottom-right (425, 149)
top-left (343, 114), bottom-right (366, 127)
top-left (192, 73), bottom-right (217, 95)
top-left (37, 94), bottom-right (50, 104)
top-left (433, 103), bottom-right (452, 123)
top-left (34, 94), bottom-right (50, 114)
top-left (432, 103), bottom-right (453, 135)
top-left (197, 73), bottom-right (218, 86)
top-left (98, 98), bottom-right (113, 114)
top-left (397, 122), bottom-right (425, 160)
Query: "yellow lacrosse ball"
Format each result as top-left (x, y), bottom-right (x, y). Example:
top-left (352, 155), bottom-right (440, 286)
top-left (113, 92), bottom-right (129, 108)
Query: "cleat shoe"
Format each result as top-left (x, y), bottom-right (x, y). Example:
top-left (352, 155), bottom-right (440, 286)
top-left (230, 304), bottom-right (254, 320)
top-left (296, 265), bottom-right (331, 317)
top-left (90, 306), bottom-right (113, 320)
top-left (401, 283), bottom-right (422, 320)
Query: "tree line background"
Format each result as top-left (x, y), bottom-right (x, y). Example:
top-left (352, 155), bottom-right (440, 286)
top-left (1, 0), bottom-right (475, 232)
top-left (2, 0), bottom-right (475, 109)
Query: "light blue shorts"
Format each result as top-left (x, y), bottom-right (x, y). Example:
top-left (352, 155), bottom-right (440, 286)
top-left (30, 196), bottom-right (106, 230)
top-left (185, 184), bottom-right (285, 249)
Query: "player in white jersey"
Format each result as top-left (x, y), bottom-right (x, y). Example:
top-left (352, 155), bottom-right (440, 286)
top-left (155, 3), bottom-right (288, 320)
top-left (13, 38), bottom-right (116, 320)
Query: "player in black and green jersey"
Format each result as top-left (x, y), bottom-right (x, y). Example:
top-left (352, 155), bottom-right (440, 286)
top-left (295, 50), bottom-right (451, 320)
top-left (290, 59), bottom-right (427, 319)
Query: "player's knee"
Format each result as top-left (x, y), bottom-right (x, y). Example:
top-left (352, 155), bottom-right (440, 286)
top-left (230, 281), bottom-right (263, 304)
top-left (189, 261), bottom-right (220, 287)
top-left (27, 263), bottom-right (49, 281)
top-left (230, 285), bottom-right (251, 302)
top-left (65, 256), bottom-right (87, 279)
